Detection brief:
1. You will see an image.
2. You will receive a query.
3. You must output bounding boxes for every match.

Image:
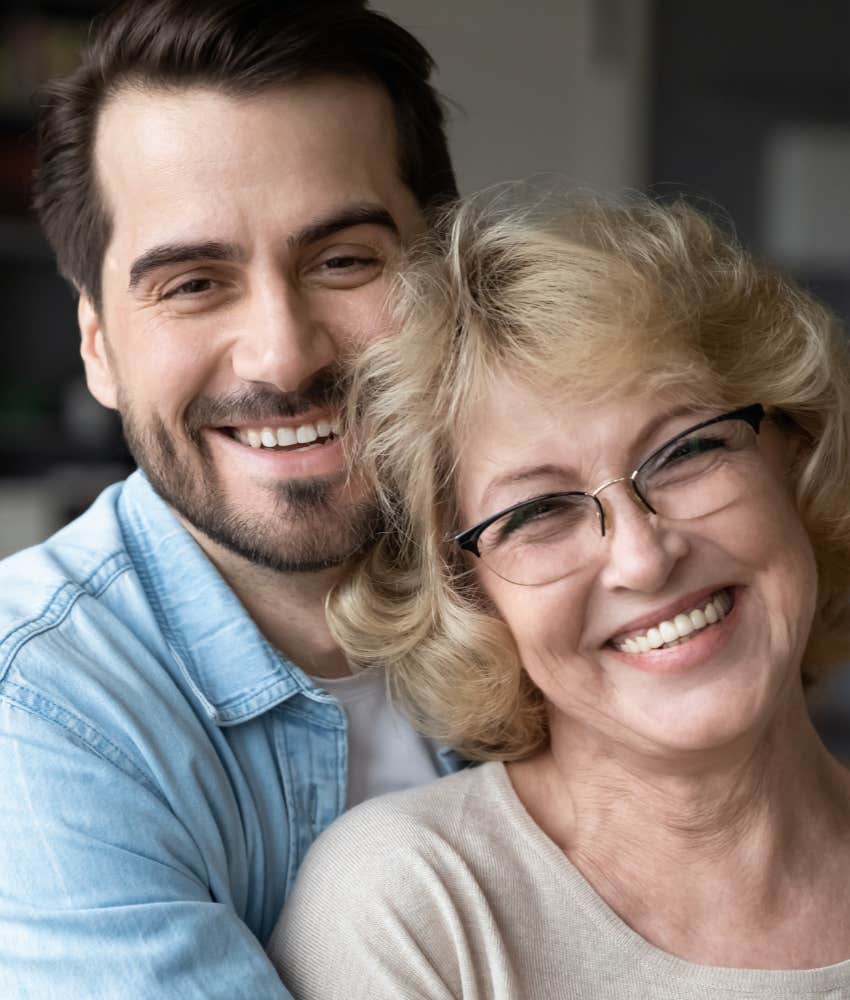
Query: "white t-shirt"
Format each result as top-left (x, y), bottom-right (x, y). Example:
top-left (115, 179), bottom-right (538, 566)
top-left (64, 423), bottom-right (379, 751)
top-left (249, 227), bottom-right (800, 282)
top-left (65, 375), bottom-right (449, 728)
top-left (269, 761), bottom-right (850, 999)
top-left (315, 668), bottom-right (442, 808)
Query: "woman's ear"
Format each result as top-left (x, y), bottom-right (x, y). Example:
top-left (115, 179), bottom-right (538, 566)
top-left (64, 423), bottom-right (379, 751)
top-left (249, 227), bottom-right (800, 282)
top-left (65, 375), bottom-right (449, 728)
top-left (78, 293), bottom-right (118, 409)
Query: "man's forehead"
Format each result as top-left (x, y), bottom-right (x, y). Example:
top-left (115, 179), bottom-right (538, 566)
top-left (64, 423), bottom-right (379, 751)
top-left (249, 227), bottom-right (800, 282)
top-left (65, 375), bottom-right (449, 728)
top-left (93, 77), bottom-right (421, 254)
top-left (95, 76), bottom-right (401, 174)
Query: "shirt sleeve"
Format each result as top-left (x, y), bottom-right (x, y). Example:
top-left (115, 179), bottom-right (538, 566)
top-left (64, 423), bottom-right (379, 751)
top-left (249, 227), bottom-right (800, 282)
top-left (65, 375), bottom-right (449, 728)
top-left (267, 799), bottom-right (485, 1000)
top-left (0, 696), bottom-right (292, 1000)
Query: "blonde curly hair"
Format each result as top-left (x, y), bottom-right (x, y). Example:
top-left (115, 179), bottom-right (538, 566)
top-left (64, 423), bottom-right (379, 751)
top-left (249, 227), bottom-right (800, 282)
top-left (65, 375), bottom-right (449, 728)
top-left (328, 184), bottom-right (850, 761)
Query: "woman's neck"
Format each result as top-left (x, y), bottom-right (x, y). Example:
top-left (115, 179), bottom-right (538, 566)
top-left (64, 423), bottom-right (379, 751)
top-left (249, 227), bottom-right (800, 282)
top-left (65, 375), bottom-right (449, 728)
top-left (508, 692), bottom-right (850, 969)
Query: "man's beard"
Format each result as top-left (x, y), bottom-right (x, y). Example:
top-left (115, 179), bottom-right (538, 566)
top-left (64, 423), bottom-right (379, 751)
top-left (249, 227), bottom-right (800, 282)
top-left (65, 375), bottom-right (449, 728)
top-left (117, 373), bottom-right (381, 573)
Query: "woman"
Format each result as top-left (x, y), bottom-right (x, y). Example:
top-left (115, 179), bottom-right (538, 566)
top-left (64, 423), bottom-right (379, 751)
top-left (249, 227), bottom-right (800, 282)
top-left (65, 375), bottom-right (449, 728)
top-left (268, 187), bottom-right (850, 998)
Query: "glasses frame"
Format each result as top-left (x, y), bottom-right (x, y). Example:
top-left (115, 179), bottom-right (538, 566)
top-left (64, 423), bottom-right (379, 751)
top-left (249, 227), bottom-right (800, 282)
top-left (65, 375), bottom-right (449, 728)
top-left (454, 403), bottom-right (765, 561)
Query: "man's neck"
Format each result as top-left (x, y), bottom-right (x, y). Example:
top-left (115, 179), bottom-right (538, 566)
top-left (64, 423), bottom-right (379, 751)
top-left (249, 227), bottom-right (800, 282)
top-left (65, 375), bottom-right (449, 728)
top-left (182, 521), bottom-right (352, 679)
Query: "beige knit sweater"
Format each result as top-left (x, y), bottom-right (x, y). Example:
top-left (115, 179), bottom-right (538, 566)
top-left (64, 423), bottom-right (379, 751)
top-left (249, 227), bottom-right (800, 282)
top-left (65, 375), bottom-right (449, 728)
top-left (268, 762), bottom-right (850, 999)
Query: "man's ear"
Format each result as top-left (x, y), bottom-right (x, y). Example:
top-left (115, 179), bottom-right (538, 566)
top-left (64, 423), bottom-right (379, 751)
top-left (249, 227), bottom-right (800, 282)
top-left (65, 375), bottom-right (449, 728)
top-left (78, 293), bottom-right (118, 409)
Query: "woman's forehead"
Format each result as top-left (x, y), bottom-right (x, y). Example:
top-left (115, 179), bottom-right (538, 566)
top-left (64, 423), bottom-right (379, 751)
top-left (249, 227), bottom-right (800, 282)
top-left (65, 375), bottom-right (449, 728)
top-left (453, 377), bottom-right (711, 516)
top-left (457, 371), bottom-right (704, 451)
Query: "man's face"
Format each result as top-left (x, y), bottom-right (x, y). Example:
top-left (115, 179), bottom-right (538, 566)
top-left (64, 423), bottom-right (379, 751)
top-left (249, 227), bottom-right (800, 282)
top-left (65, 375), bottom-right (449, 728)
top-left (81, 78), bottom-right (424, 572)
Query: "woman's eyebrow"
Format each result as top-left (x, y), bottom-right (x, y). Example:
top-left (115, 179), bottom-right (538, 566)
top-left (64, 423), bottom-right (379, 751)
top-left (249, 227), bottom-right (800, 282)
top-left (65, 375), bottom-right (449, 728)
top-left (481, 464), bottom-right (576, 509)
top-left (637, 404), bottom-right (711, 454)
top-left (478, 404), bottom-right (708, 507)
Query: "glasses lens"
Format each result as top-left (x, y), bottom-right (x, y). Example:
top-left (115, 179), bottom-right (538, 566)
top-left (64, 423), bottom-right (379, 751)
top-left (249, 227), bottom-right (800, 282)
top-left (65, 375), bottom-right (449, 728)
top-left (476, 493), bottom-right (599, 585)
top-left (636, 416), bottom-right (760, 520)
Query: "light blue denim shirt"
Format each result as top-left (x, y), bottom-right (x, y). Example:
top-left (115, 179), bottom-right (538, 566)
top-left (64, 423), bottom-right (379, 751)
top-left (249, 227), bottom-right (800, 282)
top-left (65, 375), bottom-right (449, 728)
top-left (0, 471), bottom-right (462, 999)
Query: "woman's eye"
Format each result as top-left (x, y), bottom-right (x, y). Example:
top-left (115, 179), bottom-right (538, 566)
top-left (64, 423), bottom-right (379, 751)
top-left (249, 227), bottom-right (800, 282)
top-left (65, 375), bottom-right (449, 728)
top-left (660, 435), bottom-right (724, 466)
top-left (498, 507), bottom-right (541, 540)
top-left (495, 497), bottom-right (583, 545)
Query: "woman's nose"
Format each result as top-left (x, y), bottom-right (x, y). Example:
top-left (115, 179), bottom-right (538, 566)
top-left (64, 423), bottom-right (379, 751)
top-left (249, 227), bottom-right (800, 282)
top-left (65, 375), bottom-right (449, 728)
top-left (596, 486), bottom-right (689, 593)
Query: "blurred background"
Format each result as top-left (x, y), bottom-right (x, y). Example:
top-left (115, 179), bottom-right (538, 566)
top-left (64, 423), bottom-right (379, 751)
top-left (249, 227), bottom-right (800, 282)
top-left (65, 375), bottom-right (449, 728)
top-left (1, 0), bottom-right (848, 740)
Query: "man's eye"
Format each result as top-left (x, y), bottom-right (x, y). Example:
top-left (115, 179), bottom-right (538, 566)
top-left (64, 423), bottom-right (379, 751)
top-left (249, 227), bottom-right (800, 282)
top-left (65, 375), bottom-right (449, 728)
top-left (308, 250), bottom-right (384, 289)
top-left (321, 255), bottom-right (379, 271)
top-left (162, 277), bottom-right (214, 299)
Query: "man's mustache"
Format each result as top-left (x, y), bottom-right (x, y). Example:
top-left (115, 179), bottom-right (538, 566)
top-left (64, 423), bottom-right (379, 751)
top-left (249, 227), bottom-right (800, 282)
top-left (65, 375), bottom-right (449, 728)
top-left (184, 366), bottom-right (351, 437)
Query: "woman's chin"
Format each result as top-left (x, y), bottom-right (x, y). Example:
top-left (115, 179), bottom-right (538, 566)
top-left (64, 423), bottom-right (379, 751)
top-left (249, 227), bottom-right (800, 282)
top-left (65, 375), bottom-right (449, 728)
top-left (608, 679), bottom-right (794, 761)
top-left (547, 646), bottom-right (796, 763)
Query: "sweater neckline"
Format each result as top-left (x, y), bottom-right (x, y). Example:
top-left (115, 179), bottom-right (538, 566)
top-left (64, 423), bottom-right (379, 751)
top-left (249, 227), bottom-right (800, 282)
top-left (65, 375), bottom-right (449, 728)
top-left (483, 759), bottom-right (850, 993)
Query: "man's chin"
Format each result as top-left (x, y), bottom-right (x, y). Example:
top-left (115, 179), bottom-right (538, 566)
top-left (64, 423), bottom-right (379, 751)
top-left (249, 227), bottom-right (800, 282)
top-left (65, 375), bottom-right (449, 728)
top-left (155, 480), bottom-right (374, 574)
top-left (187, 508), bottom-right (374, 575)
top-left (122, 407), bottom-right (378, 574)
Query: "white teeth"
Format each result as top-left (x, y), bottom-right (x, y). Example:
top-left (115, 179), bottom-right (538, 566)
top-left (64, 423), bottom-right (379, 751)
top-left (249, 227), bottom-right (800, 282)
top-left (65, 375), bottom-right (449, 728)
top-left (690, 608), bottom-right (707, 630)
top-left (234, 419), bottom-right (338, 449)
top-left (296, 424), bottom-right (318, 444)
top-left (615, 590), bottom-right (732, 653)
top-left (647, 627), bottom-right (664, 649)
top-left (673, 613), bottom-right (694, 638)
top-left (659, 620), bottom-right (678, 644)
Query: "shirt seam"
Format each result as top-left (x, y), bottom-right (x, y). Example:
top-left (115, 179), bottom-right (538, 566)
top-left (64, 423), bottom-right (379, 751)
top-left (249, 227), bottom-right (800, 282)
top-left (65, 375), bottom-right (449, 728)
top-left (0, 553), bottom-right (131, 680)
top-left (0, 682), bottom-right (167, 804)
top-left (118, 493), bottom-right (307, 722)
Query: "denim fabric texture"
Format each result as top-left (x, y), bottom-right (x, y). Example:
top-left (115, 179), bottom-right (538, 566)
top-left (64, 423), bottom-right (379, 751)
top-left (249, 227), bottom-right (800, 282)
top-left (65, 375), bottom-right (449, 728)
top-left (0, 471), bottom-right (463, 999)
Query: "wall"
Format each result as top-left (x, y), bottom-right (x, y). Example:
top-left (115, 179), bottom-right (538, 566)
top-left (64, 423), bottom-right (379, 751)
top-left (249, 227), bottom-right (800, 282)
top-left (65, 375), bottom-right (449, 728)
top-left (377, 0), bottom-right (651, 194)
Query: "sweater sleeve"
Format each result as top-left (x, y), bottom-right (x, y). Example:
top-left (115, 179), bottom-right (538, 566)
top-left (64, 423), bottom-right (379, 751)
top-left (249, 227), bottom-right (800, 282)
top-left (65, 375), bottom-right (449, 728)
top-left (267, 789), bottom-right (509, 1000)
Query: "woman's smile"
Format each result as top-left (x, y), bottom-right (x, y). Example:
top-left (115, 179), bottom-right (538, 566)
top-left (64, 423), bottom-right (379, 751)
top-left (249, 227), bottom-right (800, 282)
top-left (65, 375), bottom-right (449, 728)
top-left (458, 384), bottom-right (818, 754)
top-left (606, 586), bottom-right (740, 675)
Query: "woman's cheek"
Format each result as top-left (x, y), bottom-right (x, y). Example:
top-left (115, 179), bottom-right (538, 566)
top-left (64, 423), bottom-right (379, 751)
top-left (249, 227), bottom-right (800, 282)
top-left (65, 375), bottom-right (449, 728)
top-left (506, 590), bottom-right (590, 694)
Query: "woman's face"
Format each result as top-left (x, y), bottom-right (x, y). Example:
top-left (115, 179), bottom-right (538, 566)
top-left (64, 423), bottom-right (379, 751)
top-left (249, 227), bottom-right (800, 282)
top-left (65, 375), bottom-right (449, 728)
top-left (455, 377), bottom-right (818, 757)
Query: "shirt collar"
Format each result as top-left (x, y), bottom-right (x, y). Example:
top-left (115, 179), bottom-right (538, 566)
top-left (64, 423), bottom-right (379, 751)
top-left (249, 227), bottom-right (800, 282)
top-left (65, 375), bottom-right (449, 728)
top-left (118, 471), bottom-right (313, 726)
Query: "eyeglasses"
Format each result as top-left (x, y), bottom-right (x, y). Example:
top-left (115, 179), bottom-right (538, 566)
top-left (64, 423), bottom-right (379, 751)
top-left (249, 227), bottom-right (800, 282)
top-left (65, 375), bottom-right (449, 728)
top-left (453, 404), bottom-right (766, 586)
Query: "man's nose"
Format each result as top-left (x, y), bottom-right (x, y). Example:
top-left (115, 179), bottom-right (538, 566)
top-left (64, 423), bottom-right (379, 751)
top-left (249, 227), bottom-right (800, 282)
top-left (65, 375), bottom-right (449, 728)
top-left (230, 279), bottom-right (336, 392)
top-left (596, 486), bottom-right (689, 594)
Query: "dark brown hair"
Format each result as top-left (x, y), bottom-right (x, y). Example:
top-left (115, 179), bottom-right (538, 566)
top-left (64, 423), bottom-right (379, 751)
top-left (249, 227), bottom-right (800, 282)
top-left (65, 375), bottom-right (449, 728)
top-left (32, 0), bottom-right (458, 309)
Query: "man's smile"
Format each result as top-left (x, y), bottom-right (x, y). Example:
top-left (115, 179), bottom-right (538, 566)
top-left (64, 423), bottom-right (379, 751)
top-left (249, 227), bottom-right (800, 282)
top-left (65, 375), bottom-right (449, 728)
top-left (229, 417), bottom-right (340, 451)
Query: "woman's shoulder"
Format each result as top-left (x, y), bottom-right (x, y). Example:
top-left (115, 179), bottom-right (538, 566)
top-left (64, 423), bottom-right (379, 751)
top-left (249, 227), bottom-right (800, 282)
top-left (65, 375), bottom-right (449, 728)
top-left (270, 762), bottom-right (523, 996)
top-left (311, 760), bottom-right (508, 865)
top-left (287, 760), bottom-right (522, 899)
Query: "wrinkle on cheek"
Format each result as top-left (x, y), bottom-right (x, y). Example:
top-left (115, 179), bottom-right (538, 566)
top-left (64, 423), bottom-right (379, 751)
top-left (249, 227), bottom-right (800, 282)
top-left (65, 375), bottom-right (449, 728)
top-left (516, 631), bottom-right (582, 695)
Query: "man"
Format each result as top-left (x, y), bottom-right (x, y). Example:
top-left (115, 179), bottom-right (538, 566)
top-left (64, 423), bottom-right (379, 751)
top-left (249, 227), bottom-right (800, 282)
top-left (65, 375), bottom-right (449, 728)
top-left (0, 1), bottom-right (459, 996)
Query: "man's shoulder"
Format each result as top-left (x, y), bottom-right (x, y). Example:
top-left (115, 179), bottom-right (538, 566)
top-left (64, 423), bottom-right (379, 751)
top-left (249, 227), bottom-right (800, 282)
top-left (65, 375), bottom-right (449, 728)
top-left (0, 479), bottom-right (135, 656)
top-left (0, 483), bottom-right (127, 592)
top-left (0, 478), bottom-right (177, 738)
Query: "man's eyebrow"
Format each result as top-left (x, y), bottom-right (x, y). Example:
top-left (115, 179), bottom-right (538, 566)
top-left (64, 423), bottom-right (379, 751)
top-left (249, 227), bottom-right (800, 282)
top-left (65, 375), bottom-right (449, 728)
top-left (128, 241), bottom-right (245, 290)
top-left (288, 204), bottom-right (400, 250)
